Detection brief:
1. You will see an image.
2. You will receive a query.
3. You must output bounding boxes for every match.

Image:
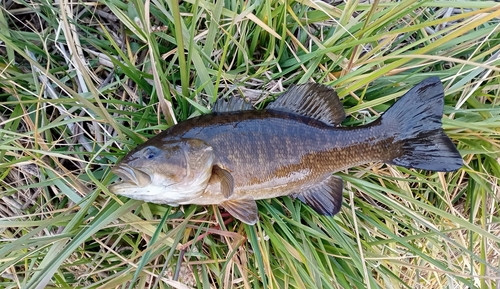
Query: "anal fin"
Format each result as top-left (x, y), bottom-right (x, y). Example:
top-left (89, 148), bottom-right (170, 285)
top-left (220, 198), bottom-right (258, 225)
top-left (292, 175), bottom-right (343, 216)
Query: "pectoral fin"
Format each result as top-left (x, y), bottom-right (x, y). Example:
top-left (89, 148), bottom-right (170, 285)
top-left (212, 165), bottom-right (234, 199)
top-left (292, 175), bottom-right (343, 216)
top-left (220, 198), bottom-right (258, 225)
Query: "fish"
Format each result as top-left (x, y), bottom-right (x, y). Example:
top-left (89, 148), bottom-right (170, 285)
top-left (109, 77), bottom-right (463, 225)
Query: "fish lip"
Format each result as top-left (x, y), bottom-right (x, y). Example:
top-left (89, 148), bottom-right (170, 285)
top-left (111, 164), bottom-right (149, 187)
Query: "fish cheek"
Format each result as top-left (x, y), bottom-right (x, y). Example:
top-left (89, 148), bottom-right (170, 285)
top-left (155, 156), bottom-right (188, 184)
top-left (165, 165), bottom-right (188, 183)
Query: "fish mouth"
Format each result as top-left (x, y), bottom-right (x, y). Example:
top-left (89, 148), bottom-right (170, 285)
top-left (111, 165), bottom-right (152, 188)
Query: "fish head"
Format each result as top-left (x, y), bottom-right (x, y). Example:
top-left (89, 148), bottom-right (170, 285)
top-left (109, 138), bottom-right (215, 204)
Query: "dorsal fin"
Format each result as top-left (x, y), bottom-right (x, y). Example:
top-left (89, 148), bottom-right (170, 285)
top-left (267, 83), bottom-right (346, 126)
top-left (213, 96), bottom-right (254, 113)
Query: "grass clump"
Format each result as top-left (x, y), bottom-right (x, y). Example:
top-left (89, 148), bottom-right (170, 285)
top-left (0, 0), bottom-right (499, 288)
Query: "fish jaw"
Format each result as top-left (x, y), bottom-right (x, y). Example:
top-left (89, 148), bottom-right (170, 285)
top-left (109, 179), bottom-right (209, 205)
top-left (111, 165), bottom-right (152, 187)
top-left (109, 181), bottom-right (179, 205)
top-left (109, 163), bottom-right (215, 205)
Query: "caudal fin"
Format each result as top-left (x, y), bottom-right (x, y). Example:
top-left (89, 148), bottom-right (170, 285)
top-left (381, 77), bottom-right (462, 172)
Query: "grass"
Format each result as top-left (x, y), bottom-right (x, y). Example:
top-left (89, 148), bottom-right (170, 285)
top-left (0, 0), bottom-right (499, 288)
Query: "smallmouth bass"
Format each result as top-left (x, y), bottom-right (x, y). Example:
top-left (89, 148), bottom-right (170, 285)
top-left (110, 77), bottom-right (462, 224)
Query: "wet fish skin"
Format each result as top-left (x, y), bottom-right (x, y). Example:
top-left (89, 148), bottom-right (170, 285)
top-left (110, 77), bottom-right (463, 225)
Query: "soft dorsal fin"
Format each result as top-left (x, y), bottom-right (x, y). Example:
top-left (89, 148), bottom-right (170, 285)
top-left (213, 96), bottom-right (254, 113)
top-left (267, 83), bottom-right (346, 126)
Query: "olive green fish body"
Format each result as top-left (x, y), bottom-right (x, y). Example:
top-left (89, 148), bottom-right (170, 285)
top-left (157, 111), bottom-right (396, 203)
top-left (110, 78), bottom-right (463, 224)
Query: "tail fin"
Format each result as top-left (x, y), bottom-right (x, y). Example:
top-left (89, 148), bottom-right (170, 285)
top-left (381, 77), bottom-right (462, 172)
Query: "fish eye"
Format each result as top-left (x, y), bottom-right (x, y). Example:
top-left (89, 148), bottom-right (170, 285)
top-left (143, 147), bottom-right (160, 160)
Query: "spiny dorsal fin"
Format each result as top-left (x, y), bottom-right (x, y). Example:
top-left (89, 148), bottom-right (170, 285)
top-left (292, 175), bottom-right (343, 216)
top-left (267, 83), bottom-right (346, 126)
top-left (220, 198), bottom-right (258, 225)
top-left (213, 96), bottom-right (254, 113)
